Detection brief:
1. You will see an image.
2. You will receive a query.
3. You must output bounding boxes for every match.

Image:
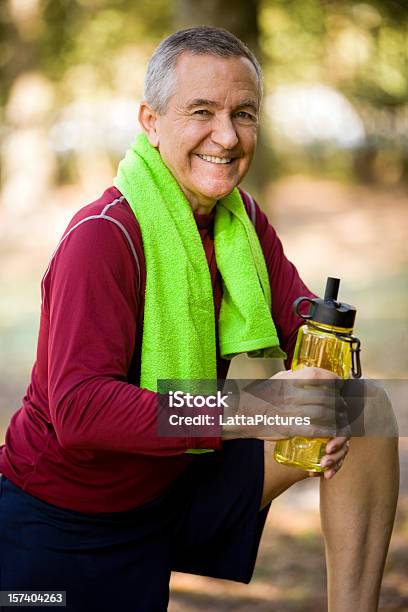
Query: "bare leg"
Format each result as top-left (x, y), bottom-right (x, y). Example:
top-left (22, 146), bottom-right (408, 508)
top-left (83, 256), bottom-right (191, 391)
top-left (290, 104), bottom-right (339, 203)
top-left (260, 440), bottom-right (310, 509)
top-left (262, 428), bottom-right (399, 612)
top-left (320, 435), bottom-right (399, 612)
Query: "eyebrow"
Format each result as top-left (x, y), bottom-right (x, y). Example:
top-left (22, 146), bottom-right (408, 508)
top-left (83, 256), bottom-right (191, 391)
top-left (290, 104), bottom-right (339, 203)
top-left (185, 98), bottom-right (259, 113)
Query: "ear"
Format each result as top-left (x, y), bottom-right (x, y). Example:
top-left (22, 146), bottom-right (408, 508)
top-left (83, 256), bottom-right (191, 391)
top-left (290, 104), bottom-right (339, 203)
top-left (138, 102), bottom-right (160, 147)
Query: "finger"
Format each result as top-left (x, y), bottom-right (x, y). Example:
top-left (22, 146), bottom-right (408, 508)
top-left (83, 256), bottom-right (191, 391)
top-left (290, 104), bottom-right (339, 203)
top-left (290, 388), bottom-right (339, 406)
top-left (320, 445), bottom-right (349, 469)
top-left (323, 458), bottom-right (348, 479)
top-left (291, 367), bottom-right (343, 382)
top-left (325, 437), bottom-right (350, 454)
top-left (323, 454), bottom-right (349, 479)
top-left (295, 367), bottom-right (339, 378)
top-left (323, 468), bottom-right (338, 479)
top-left (308, 426), bottom-right (339, 438)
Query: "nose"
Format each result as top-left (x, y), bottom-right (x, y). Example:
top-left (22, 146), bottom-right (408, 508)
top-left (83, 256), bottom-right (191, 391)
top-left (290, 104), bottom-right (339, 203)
top-left (211, 114), bottom-right (239, 150)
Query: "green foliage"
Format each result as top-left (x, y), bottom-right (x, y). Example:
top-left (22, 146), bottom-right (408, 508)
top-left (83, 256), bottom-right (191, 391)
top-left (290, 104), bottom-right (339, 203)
top-left (1, 0), bottom-right (406, 109)
top-left (261, 0), bottom-right (408, 108)
top-left (0, 0), bottom-right (172, 106)
top-left (39, 0), bottom-right (172, 82)
top-left (0, 0), bottom-right (406, 184)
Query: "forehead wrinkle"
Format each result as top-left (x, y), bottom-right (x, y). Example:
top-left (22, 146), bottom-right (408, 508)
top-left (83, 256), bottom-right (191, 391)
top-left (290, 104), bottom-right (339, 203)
top-left (236, 98), bottom-right (259, 112)
top-left (185, 98), bottom-right (220, 110)
top-left (185, 96), bottom-right (259, 112)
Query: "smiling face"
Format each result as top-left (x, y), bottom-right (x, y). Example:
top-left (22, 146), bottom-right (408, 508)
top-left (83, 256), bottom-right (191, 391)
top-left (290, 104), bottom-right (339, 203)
top-left (139, 52), bottom-right (260, 213)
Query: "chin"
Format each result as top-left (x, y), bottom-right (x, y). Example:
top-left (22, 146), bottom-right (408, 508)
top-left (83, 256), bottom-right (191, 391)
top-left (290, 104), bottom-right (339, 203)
top-left (203, 183), bottom-right (238, 202)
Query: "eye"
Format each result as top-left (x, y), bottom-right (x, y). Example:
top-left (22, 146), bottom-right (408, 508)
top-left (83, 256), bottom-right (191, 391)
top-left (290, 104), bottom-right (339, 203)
top-left (235, 111), bottom-right (257, 122)
top-left (192, 109), bottom-right (211, 117)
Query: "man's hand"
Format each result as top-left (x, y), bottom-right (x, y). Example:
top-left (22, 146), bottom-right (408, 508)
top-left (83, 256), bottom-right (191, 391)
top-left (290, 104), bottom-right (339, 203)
top-left (277, 368), bottom-right (351, 479)
top-left (223, 367), bottom-right (349, 439)
top-left (222, 367), bottom-right (351, 477)
top-left (309, 436), bottom-right (350, 480)
top-left (319, 436), bottom-right (350, 479)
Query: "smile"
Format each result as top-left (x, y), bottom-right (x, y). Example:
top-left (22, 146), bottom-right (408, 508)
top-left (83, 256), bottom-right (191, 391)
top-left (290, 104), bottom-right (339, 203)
top-left (197, 154), bottom-right (232, 164)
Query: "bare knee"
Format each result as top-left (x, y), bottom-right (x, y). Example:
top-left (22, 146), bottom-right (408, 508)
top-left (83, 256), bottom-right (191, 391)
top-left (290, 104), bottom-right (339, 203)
top-left (359, 380), bottom-right (399, 438)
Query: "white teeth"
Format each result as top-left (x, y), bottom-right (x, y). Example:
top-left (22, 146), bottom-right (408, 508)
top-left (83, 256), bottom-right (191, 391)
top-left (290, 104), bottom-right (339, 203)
top-left (198, 154), bottom-right (232, 164)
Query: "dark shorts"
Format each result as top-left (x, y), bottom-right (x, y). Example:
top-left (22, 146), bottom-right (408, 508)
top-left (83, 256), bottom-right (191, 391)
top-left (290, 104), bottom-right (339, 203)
top-left (0, 439), bottom-right (269, 612)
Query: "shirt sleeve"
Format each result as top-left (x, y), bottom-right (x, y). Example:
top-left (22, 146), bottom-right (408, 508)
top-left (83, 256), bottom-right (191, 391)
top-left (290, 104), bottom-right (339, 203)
top-left (45, 216), bottom-right (220, 455)
top-left (249, 196), bottom-right (317, 368)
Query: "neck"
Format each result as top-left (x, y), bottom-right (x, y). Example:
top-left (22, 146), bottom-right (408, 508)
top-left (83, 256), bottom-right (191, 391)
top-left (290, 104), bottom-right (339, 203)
top-left (179, 187), bottom-right (217, 215)
top-left (193, 203), bottom-right (217, 215)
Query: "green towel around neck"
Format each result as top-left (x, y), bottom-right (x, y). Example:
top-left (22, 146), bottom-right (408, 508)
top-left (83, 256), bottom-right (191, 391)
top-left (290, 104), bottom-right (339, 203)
top-left (114, 133), bottom-right (285, 392)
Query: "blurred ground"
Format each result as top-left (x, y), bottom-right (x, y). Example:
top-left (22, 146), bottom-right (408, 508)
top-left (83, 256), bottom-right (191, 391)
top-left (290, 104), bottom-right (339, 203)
top-left (0, 176), bottom-right (407, 610)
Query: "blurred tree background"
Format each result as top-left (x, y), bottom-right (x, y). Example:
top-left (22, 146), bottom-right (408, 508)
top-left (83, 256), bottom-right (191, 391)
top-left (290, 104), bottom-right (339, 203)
top-left (1, 0), bottom-right (407, 192)
top-left (1, 1), bottom-right (407, 610)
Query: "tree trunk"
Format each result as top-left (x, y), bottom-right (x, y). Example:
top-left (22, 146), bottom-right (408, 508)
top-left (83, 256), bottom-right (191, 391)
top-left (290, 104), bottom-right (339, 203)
top-left (174, 0), bottom-right (260, 57)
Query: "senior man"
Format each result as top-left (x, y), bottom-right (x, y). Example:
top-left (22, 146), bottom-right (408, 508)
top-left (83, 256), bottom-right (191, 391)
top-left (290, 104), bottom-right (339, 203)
top-left (0, 26), bottom-right (398, 612)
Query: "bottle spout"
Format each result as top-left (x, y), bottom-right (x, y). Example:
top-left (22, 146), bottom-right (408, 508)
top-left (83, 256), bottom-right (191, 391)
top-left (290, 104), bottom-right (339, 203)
top-left (324, 277), bottom-right (340, 302)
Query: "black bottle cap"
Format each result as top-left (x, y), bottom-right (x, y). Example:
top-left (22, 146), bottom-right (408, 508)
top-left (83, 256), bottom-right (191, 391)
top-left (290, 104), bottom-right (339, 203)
top-left (294, 277), bottom-right (357, 329)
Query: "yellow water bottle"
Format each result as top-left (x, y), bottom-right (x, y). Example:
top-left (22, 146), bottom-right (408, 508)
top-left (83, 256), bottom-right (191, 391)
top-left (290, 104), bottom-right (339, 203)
top-left (274, 277), bottom-right (362, 472)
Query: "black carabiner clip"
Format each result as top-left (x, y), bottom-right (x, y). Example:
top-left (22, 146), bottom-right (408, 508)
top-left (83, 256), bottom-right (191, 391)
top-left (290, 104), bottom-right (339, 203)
top-left (350, 337), bottom-right (362, 379)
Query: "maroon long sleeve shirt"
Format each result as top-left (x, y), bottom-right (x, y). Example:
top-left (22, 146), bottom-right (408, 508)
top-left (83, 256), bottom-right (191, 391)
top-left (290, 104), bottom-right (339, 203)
top-left (0, 186), bottom-right (314, 513)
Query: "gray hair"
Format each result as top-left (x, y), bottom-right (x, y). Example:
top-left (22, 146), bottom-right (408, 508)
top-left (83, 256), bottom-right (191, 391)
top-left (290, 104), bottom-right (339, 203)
top-left (144, 26), bottom-right (263, 114)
